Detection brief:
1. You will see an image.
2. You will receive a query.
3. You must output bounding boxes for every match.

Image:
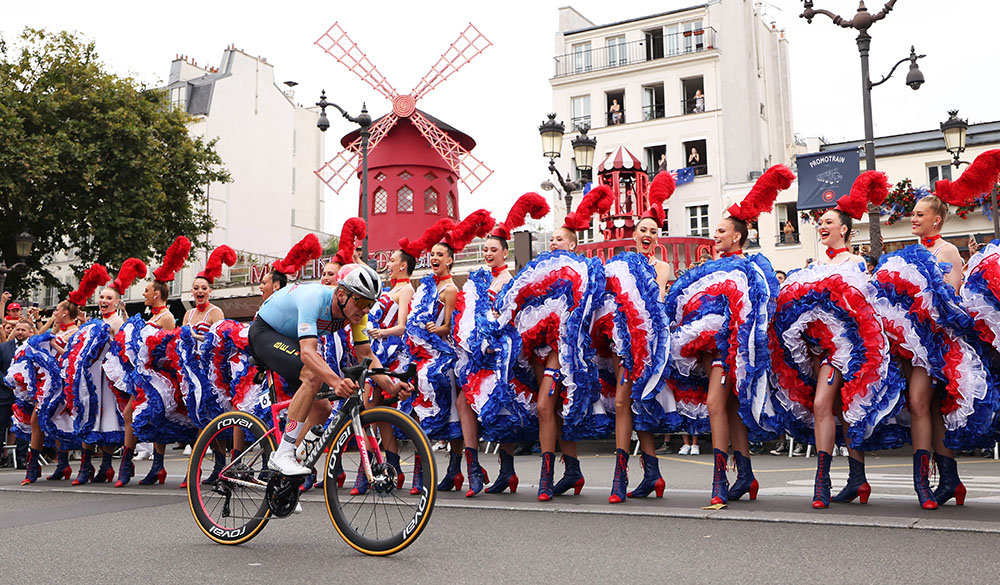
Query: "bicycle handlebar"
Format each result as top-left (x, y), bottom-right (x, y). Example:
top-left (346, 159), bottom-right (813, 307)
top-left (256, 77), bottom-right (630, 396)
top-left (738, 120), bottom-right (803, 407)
top-left (314, 359), bottom-right (417, 402)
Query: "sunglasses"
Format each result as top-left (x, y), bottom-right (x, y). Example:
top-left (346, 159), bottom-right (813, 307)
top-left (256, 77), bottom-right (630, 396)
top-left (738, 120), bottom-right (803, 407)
top-left (350, 295), bottom-right (375, 312)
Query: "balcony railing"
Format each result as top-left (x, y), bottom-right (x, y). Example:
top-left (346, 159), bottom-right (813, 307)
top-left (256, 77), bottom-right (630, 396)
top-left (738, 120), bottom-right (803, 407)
top-left (554, 28), bottom-right (717, 78)
top-left (642, 104), bottom-right (665, 121)
top-left (606, 109), bottom-right (626, 125)
top-left (682, 96), bottom-right (706, 114)
top-left (776, 232), bottom-right (801, 246)
top-left (571, 115), bottom-right (591, 131)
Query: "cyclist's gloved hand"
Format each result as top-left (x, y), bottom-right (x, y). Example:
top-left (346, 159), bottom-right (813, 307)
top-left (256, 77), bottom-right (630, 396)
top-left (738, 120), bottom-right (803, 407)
top-left (333, 376), bottom-right (359, 399)
top-left (388, 380), bottom-right (413, 401)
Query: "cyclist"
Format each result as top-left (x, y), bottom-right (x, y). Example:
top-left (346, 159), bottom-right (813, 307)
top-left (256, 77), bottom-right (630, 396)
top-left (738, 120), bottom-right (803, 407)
top-left (250, 263), bottom-right (412, 476)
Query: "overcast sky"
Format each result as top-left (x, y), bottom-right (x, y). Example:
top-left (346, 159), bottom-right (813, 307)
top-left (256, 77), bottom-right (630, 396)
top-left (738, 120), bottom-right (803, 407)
top-left (4, 0), bottom-right (997, 234)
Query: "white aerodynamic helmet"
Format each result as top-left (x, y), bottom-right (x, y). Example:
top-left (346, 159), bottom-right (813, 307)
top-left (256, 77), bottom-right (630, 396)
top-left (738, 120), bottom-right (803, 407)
top-left (336, 263), bottom-right (382, 301)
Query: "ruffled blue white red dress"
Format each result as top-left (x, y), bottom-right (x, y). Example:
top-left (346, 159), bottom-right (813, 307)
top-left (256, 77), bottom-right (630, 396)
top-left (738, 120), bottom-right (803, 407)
top-left (769, 261), bottom-right (904, 449)
top-left (494, 250), bottom-right (604, 441)
top-left (962, 240), bottom-right (1000, 354)
top-left (115, 314), bottom-right (197, 444)
top-left (367, 285), bottom-right (412, 414)
top-left (406, 275), bottom-right (461, 440)
top-left (58, 319), bottom-right (126, 447)
top-left (665, 253), bottom-right (779, 440)
top-left (5, 333), bottom-right (62, 446)
top-left (871, 244), bottom-right (999, 449)
top-left (454, 269), bottom-right (537, 442)
top-left (591, 253), bottom-right (679, 434)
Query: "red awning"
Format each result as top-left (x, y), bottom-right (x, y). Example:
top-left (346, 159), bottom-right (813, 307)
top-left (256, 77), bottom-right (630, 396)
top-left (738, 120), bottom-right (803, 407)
top-left (598, 146), bottom-right (646, 174)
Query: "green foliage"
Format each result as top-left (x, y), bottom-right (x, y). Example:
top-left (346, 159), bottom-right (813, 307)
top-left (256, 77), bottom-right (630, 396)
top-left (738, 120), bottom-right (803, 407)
top-left (0, 28), bottom-right (229, 296)
top-left (323, 235), bottom-right (339, 256)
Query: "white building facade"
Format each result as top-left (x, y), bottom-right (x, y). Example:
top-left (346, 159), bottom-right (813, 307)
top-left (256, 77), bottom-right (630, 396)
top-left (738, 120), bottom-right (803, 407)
top-left (548, 2), bottom-right (794, 247)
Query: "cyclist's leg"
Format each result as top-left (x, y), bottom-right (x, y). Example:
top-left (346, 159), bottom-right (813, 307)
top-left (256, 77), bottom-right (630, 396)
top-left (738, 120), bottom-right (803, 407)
top-left (248, 318), bottom-right (318, 472)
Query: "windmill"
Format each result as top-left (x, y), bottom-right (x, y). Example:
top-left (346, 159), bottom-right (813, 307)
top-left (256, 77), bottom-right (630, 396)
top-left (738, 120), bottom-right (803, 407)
top-left (314, 23), bottom-right (494, 195)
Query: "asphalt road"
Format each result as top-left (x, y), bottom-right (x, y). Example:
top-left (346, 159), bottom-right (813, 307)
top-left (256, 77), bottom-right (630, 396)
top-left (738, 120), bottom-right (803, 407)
top-left (4, 447), bottom-right (1000, 584)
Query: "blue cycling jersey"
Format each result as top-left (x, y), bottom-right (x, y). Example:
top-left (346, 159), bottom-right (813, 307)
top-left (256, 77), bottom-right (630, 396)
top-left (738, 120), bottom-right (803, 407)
top-left (257, 282), bottom-right (368, 342)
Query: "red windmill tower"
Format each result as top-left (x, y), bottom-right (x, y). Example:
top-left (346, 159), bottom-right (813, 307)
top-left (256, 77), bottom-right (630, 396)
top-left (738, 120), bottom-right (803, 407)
top-left (314, 23), bottom-right (494, 256)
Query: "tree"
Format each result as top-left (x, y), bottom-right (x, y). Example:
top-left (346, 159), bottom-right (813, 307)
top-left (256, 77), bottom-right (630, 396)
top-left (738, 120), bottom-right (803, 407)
top-left (0, 29), bottom-right (230, 296)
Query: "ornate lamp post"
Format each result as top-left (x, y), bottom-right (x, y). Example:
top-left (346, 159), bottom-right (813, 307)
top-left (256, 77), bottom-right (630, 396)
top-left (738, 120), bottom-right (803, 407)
top-left (538, 113), bottom-right (598, 215)
top-left (800, 1), bottom-right (926, 257)
top-left (0, 232), bottom-right (35, 293)
top-left (316, 91), bottom-right (373, 264)
top-left (941, 110), bottom-right (998, 239)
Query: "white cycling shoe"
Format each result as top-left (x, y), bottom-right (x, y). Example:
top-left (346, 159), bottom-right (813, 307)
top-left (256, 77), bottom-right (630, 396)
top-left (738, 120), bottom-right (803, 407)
top-left (268, 450), bottom-right (311, 476)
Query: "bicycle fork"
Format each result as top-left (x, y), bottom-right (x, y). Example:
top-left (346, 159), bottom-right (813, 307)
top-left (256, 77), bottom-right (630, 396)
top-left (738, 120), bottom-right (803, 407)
top-left (351, 405), bottom-right (384, 484)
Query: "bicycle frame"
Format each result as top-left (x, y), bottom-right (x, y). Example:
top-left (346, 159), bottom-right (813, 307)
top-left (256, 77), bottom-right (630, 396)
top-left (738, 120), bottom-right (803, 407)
top-left (216, 360), bottom-right (410, 491)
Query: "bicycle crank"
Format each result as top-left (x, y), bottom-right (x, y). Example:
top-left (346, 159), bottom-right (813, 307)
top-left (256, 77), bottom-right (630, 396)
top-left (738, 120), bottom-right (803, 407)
top-left (265, 475), bottom-right (305, 518)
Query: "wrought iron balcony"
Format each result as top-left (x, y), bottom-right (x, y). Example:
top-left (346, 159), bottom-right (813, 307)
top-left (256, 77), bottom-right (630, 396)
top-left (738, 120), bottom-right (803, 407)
top-left (553, 28), bottom-right (717, 78)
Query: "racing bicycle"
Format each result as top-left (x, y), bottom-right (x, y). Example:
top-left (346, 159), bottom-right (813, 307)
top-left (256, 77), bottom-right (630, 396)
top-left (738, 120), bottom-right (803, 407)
top-left (186, 358), bottom-right (437, 556)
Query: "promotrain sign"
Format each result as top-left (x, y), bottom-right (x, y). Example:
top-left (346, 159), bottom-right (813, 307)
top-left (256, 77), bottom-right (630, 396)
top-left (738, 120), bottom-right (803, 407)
top-left (795, 147), bottom-right (861, 211)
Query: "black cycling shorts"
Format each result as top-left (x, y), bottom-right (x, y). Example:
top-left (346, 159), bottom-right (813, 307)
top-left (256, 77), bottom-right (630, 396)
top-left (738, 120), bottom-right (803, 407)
top-left (248, 317), bottom-right (305, 393)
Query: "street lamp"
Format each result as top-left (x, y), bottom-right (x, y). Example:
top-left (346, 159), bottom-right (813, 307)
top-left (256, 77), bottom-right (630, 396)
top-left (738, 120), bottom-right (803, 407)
top-left (800, 1), bottom-right (926, 257)
top-left (0, 232), bottom-right (35, 294)
top-left (316, 90), bottom-right (373, 265)
top-left (940, 110), bottom-right (998, 239)
top-left (538, 113), bottom-right (598, 215)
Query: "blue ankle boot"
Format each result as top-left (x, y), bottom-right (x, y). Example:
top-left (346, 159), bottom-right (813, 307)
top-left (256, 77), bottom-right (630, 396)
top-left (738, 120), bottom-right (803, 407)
top-left (46, 450), bottom-right (71, 481)
top-left (933, 453), bottom-right (966, 506)
top-left (201, 449), bottom-right (227, 485)
top-left (485, 450), bottom-right (518, 494)
top-left (72, 449), bottom-right (95, 486)
top-left (537, 451), bottom-right (555, 501)
top-left (437, 451), bottom-right (464, 491)
top-left (464, 447), bottom-right (485, 498)
top-left (711, 449), bottom-right (729, 506)
top-left (832, 456), bottom-right (870, 503)
top-left (386, 451), bottom-right (404, 489)
top-left (629, 452), bottom-right (665, 498)
top-left (552, 454), bottom-right (584, 496)
top-left (812, 450), bottom-right (832, 509)
top-left (114, 447), bottom-right (135, 487)
top-left (350, 460), bottom-right (370, 495)
top-left (21, 448), bottom-right (42, 485)
top-left (93, 451), bottom-right (115, 484)
top-left (138, 451), bottom-right (166, 485)
top-left (608, 449), bottom-right (629, 504)
top-left (728, 450), bottom-right (758, 501)
top-left (409, 454), bottom-right (424, 495)
top-left (913, 450), bottom-right (939, 509)
top-left (299, 470), bottom-right (316, 492)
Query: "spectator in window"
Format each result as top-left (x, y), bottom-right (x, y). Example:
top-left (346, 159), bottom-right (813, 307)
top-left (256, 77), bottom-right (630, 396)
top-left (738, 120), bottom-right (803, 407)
top-left (783, 220), bottom-right (797, 244)
top-left (688, 148), bottom-right (700, 168)
top-left (657, 153), bottom-right (668, 173)
top-left (609, 99), bottom-right (622, 125)
top-left (693, 89), bottom-right (705, 113)
top-left (747, 222), bottom-right (759, 247)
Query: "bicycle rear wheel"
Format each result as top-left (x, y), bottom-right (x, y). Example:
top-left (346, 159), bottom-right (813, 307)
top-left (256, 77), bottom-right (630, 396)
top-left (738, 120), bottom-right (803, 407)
top-left (188, 411), bottom-right (276, 545)
top-left (323, 407), bottom-right (437, 556)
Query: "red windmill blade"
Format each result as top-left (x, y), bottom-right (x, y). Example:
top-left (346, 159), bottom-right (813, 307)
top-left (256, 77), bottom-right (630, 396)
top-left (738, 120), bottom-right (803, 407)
top-left (313, 21), bottom-right (494, 194)
top-left (314, 23), bottom-right (398, 101)
top-left (410, 23), bottom-right (492, 101)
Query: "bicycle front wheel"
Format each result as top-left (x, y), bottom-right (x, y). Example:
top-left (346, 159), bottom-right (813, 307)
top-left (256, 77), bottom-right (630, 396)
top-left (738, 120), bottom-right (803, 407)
top-left (188, 411), bottom-right (276, 545)
top-left (323, 407), bottom-right (437, 556)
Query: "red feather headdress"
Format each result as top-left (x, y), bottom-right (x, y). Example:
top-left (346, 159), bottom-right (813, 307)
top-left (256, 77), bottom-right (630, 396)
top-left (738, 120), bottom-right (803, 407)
top-left (398, 218), bottom-right (456, 258)
top-left (492, 193), bottom-right (550, 240)
top-left (642, 171), bottom-right (676, 228)
top-left (152, 236), bottom-right (191, 283)
top-left (68, 264), bottom-right (110, 306)
top-left (444, 209), bottom-right (496, 253)
top-left (727, 165), bottom-right (796, 222)
top-left (272, 234), bottom-right (323, 275)
top-left (331, 218), bottom-right (367, 265)
top-left (835, 170), bottom-right (889, 220)
top-left (197, 245), bottom-right (237, 285)
top-left (563, 185), bottom-right (614, 231)
top-left (935, 149), bottom-right (1000, 207)
top-left (111, 258), bottom-right (147, 296)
